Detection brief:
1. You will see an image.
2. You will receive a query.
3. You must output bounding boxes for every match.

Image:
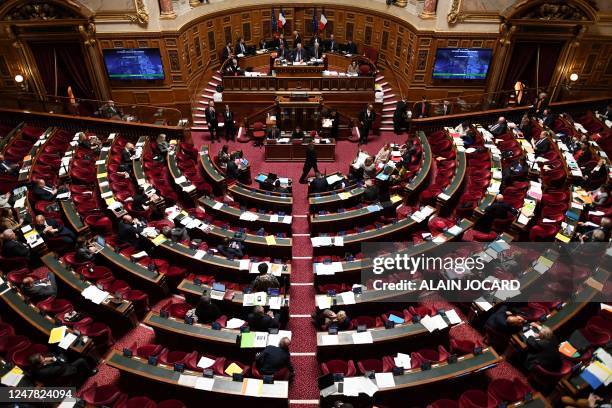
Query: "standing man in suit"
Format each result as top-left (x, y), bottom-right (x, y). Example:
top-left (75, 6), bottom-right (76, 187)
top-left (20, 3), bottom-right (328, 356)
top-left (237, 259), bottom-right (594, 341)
top-left (311, 41), bottom-right (322, 60)
top-left (223, 104), bottom-right (235, 142)
top-left (359, 104), bottom-right (376, 145)
top-left (442, 100), bottom-right (452, 116)
top-left (326, 34), bottom-right (338, 53)
top-left (415, 96), bottom-right (429, 118)
top-left (205, 101), bottom-right (219, 142)
top-left (293, 31), bottom-right (302, 48)
top-left (299, 143), bottom-right (318, 184)
top-left (235, 37), bottom-right (247, 56)
top-left (311, 33), bottom-right (321, 47)
top-left (1, 229), bottom-right (29, 258)
top-left (345, 39), bottom-right (357, 54)
top-left (255, 337), bottom-right (293, 376)
top-left (393, 99), bottom-right (407, 134)
top-left (221, 42), bottom-right (233, 61)
top-left (292, 43), bottom-right (306, 63)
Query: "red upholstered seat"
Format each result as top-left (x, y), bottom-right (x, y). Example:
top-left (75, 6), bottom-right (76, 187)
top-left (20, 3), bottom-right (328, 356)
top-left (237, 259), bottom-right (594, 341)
top-left (114, 396), bottom-right (157, 408)
top-left (487, 378), bottom-right (530, 404)
top-left (79, 383), bottom-right (121, 406)
top-left (458, 389), bottom-right (497, 408)
top-left (10, 343), bottom-right (48, 367)
top-left (131, 343), bottom-right (164, 359)
top-left (78, 266), bottom-right (112, 282)
top-left (410, 346), bottom-right (450, 369)
top-left (357, 357), bottom-right (394, 374)
top-left (0, 335), bottom-right (30, 355)
top-left (429, 400), bottom-right (459, 408)
top-left (350, 315), bottom-right (382, 329)
top-left (157, 400), bottom-right (186, 408)
top-left (161, 301), bottom-right (192, 319)
top-left (36, 297), bottom-right (73, 315)
top-left (74, 317), bottom-right (114, 347)
top-left (251, 363), bottom-right (291, 380)
top-left (528, 360), bottom-right (572, 391)
top-left (320, 359), bottom-right (356, 376)
top-left (213, 358), bottom-right (250, 377)
top-left (449, 338), bottom-right (482, 355)
top-left (63, 252), bottom-right (93, 268)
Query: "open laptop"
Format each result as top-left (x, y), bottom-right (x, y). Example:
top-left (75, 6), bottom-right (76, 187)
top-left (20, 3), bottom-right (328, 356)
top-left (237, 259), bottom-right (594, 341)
top-left (210, 282), bottom-right (226, 300)
top-left (318, 373), bottom-right (340, 398)
top-left (90, 236), bottom-right (106, 253)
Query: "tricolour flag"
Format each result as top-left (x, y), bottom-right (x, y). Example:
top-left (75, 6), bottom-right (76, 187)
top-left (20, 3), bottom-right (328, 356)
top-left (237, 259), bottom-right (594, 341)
top-left (278, 9), bottom-right (286, 28)
top-left (312, 7), bottom-right (318, 34)
top-left (319, 10), bottom-right (327, 31)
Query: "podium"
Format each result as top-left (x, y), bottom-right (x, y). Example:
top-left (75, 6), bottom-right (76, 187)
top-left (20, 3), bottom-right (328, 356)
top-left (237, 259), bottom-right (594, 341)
top-left (276, 94), bottom-right (322, 133)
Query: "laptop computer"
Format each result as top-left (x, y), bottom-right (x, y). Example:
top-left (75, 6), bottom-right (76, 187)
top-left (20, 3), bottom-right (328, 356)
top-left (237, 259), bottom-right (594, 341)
top-left (210, 282), bottom-right (226, 300)
top-left (90, 236), bottom-right (106, 253)
top-left (318, 373), bottom-right (338, 398)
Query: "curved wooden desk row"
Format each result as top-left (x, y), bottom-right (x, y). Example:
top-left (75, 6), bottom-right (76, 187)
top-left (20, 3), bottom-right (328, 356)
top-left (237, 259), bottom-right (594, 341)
top-left (437, 129), bottom-right (467, 208)
top-left (106, 350), bottom-right (289, 400)
top-left (41, 252), bottom-right (137, 325)
top-left (58, 134), bottom-right (88, 234)
top-left (511, 266), bottom-right (610, 351)
top-left (96, 133), bottom-right (127, 218)
top-left (0, 121), bottom-right (23, 153)
top-left (309, 185), bottom-right (366, 211)
top-left (198, 196), bottom-right (292, 234)
top-left (310, 195), bottom-right (402, 233)
top-left (17, 126), bottom-right (55, 183)
top-left (143, 310), bottom-right (240, 345)
top-left (178, 278), bottom-right (290, 310)
top-left (405, 131), bottom-right (433, 194)
top-left (325, 348), bottom-right (501, 395)
top-left (0, 278), bottom-right (93, 355)
top-left (311, 204), bottom-right (437, 256)
top-left (199, 145), bottom-right (293, 211)
top-left (315, 313), bottom-right (461, 348)
top-left (167, 139), bottom-right (198, 199)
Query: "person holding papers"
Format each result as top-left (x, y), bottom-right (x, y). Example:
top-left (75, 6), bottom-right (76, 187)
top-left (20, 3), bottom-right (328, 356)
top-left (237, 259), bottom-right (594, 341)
top-left (32, 179), bottom-right (57, 202)
top-left (118, 215), bottom-right (149, 251)
top-left (0, 153), bottom-right (19, 175)
top-left (248, 305), bottom-right (280, 332)
top-left (252, 263), bottom-right (280, 293)
top-left (1, 229), bottom-right (30, 258)
top-left (119, 143), bottom-right (136, 173)
top-left (21, 272), bottom-right (57, 301)
top-left (194, 294), bottom-right (222, 324)
top-left (28, 352), bottom-right (97, 385)
top-left (34, 214), bottom-right (76, 246)
top-left (484, 305), bottom-right (525, 348)
top-left (523, 324), bottom-right (562, 372)
top-left (255, 337), bottom-right (293, 376)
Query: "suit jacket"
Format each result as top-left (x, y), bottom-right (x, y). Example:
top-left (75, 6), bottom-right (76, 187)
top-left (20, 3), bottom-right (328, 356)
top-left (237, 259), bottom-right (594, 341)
top-left (485, 305), bottom-right (521, 335)
top-left (442, 104), bottom-right (452, 116)
top-left (32, 186), bottom-right (55, 202)
top-left (305, 148), bottom-right (317, 167)
top-left (534, 137), bottom-right (550, 155)
top-left (226, 161), bottom-right (240, 179)
top-left (31, 361), bottom-right (74, 383)
top-left (235, 42), bottom-right (247, 55)
top-left (345, 42), bottom-right (357, 54)
top-left (223, 111), bottom-right (234, 127)
top-left (23, 274), bottom-right (57, 299)
top-left (248, 312), bottom-right (280, 332)
top-left (520, 124), bottom-right (532, 142)
top-left (221, 46), bottom-right (233, 61)
top-left (275, 38), bottom-right (288, 49)
top-left (195, 301), bottom-right (222, 324)
top-left (294, 35), bottom-right (302, 47)
top-left (310, 177), bottom-right (328, 194)
top-left (205, 107), bottom-right (218, 127)
top-left (476, 201), bottom-right (516, 232)
top-left (256, 345), bottom-right (293, 375)
top-left (489, 122), bottom-right (508, 136)
top-left (326, 39), bottom-right (338, 52)
top-left (266, 128), bottom-right (280, 139)
top-left (359, 109), bottom-right (376, 128)
top-left (542, 114), bottom-right (555, 129)
top-left (1, 239), bottom-right (30, 258)
top-left (225, 63), bottom-right (240, 75)
top-left (121, 149), bottom-right (132, 165)
top-left (117, 222), bottom-right (141, 244)
top-left (310, 46), bottom-right (322, 59)
top-left (415, 101), bottom-right (429, 117)
top-left (393, 101), bottom-right (407, 121)
top-left (525, 336), bottom-right (562, 371)
top-left (132, 193), bottom-right (148, 212)
top-left (277, 47), bottom-right (290, 59)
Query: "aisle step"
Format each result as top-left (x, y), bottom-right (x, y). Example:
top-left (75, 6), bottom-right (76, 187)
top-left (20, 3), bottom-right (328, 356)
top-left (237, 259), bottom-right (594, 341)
top-left (383, 100), bottom-right (398, 106)
top-left (379, 81), bottom-right (388, 87)
top-left (204, 88), bottom-right (216, 94)
top-left (375, 75), bottom-right (384, 82)
top-left (212, 75), bottom-right (222, 81)
top-left (383, 106), bottom-right (395, 112)
top-left (380, 126), bottom-right (393, 131)
top-left (383, 94), bottom-right (395, 99)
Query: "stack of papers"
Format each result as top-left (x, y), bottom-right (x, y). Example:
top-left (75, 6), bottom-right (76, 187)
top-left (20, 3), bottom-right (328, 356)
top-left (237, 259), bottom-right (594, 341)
top-left (420, 315), bottom-right (448, 332)
top-left (311, 236), bottom-right (333, 247)
top-left (393, 352), bottom-right (411, 369)
top-left (343, 377), bottom-right (378, 397)
top-left (226, 318), bottom-right (246, 329)
top-left (314, 262), bottom-right (343, 275)
top-left (320, 334), bottom-right (339, 345)
top-left (81, 285), bottom-right (110, 304)
top-left (352, 331), bottom-right (373, 344)
top-left (242, 292), bottom-right (267, 307)
top-left (0, 366), bottom-right (24, 386)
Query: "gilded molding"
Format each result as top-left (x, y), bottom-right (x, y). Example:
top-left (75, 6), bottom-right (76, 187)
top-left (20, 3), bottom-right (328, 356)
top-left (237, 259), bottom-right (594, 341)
top-left (126, 0), bottom-right (149, 26)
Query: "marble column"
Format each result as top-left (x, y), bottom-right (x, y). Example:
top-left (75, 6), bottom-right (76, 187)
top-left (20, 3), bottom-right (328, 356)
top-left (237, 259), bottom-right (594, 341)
top-left (190, 0), bottom-right (202, 7)
top-left (159, 0), bottom-right (176, 19)
top-left (421, 0), bottom-right (438, 17)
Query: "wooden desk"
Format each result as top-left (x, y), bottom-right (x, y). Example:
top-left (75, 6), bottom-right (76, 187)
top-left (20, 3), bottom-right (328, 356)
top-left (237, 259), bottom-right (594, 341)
top-left (274, 63), bottom-right (325, 77)
top-left (309, 186), bottom-right (365, 212)
top-left (167, 139), bottom-right (197, 199)
top-left (18, 127), bottom-right (54, 183)
top-left (199, 145), bottom-right (226, 194)
top-left (228, 184), bottom-right (292, 212)
top-left (264, 139), bottom-right (335, 162)
top-left (406, 131), bottom-right (432, 194)
top-left (106, 350), bottom-right (289, 403)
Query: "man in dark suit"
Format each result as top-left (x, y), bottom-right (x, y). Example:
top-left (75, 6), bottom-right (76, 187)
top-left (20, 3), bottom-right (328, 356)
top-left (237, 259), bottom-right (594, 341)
top-left (28, 352), bottom-right (96, 385)
top-left (205, 101), bottom-right (219, 142)
top-left (275, 33), bottom-right (288, 49)
top-left (248, 305), bottom-right (280, 332)
top-left (119, 143), bottom-right (135, 173)
top-left (299, 143), bottom-right (318, 184)
top-left (235, 37), bottom-right (248, 56)
top-left (117, 215), bottom-right (148, 250)
top-left (310, 41), bottom-right (322, 60)
top-left (291, 125), bottom-right (305, 139)
top-left (221, 42), bottom-right (233, 61)
top-left (345, 39), bottom-right (357, 54)
top-left (256, 337), bottom-right (293, 376)
top-left (393, 99), bottom-right (407, 134)
top-left (415, 96), bottom-right (429, 118)
top-left (309, 172), bottom-right (328, 194)
top-left (541, 108), bottom-right (555, 129)
top-left (226, 160), bottom-right (240, 180)
top-left (266, 125), bottom-right (280, 140)
top-left (293, 31), bottom-right (302, 48)
top-left (217, 236), bottom-right (244, 259)
top-left (1, 229), bottom-right (30, 258)
top-left (524, 325), bottom-right (562, 371)
top-left (21, 272), bottom-right (57, 300)
top-left (475, 194), bottom-right (517, 232)
top-left (223, 105), bottom-right (235, 141)
top-left (441, 100), bottom-right (452, 116)
top-left (489, 116), bottom-right (508, 136)
top-left (195, 294), bottom-right (222, 324)
top-left (34, 215), bottom-right (76, 245)
top-left (484, 304), bottom-right (526, 335)
top-left (359, 104), bottom-right (376, 145)
top-left (32, 179), bottom-right (57, 202)
top-left (326, 34), bottom-right (338, 53)
top-left (534, 134), bottom-right (551, 155)
top-left (292, 43), bottom-right (307, 63)
top-left (277, 43), bottom-right (289, 60)
top-left (310, 33), bottom-right (321, 47)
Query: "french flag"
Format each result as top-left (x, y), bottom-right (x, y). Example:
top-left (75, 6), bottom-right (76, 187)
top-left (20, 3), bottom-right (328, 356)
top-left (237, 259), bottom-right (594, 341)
top-left (319, 9), bottom-right (327, 31)
top-left (278, 8), bottom-right (286, 28)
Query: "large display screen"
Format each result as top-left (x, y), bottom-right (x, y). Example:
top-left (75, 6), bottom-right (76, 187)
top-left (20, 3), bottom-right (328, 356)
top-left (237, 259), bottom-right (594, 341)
top-left (103, 48), bottom-right (164, 81)
top-left (432, 48), bottom-right (493, 80)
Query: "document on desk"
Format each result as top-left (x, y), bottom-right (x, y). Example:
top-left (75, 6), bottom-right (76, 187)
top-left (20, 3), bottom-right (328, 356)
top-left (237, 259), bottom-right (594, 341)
top-left (445, 309), bottom-right (462, 325)
top-left (326, 174), bottom-right (343, 185)
top-left (475, 297), bottom-right (493, 311)
top-left (178, 374), bottom-right (198, 388)
top-left (197, 356), bottom-right (216, 369)
top-left (375, 372), bottom-right (396, 389)
top-left (195, 377), bottom-right (215, 391)
top-left (352, 331), bottom-right (373, 344)
top-left (420, 315), bottom-right (439, 333)
top-left (226, 318), bottom-right (246, 329)
top-left (311, 236), bottom-right (332, 247)
top-left (253, 332), bottom-right (269, 348)
top-left (268, 296), bottom-right (282, 310)
top-left (321, 334), bottom-right (339, 346)
top-left (282, 215), bottom-right (292, 224)
top-left (58, 332), bottom-right (77, 350)
top-left (242, 378), bottom-right (263, 397)
top-left (316, 295), bottom-right (332, 310)
top-left (394, 353), bottom-right (411, 369)
top-left (49, 326), bottom-right (67, 344)
top-left (339, 291), bottom-right (356, 305)
top-left (0, 366), bottom-right (24, 387)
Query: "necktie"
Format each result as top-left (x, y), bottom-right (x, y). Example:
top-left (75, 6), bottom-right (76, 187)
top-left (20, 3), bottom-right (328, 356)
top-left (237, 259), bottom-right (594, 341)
top-left (421, 104), bottom-right (425, 114)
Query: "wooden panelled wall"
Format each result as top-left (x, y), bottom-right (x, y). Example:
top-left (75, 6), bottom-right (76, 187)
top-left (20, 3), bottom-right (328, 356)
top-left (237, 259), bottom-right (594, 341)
top-left (16, 4), bottom-right (606, 119)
